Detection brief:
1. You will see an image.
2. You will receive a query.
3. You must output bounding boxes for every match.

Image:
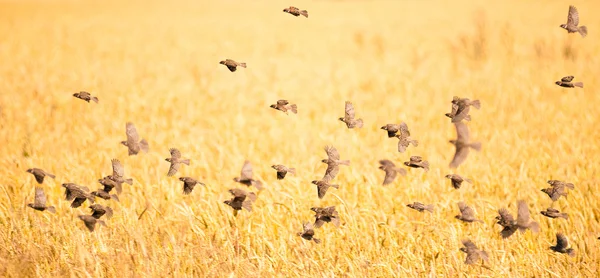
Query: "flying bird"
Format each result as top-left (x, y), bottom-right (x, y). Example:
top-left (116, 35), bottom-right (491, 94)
top-left (445, 96), bottom-right (480, 123)
top-left (445, 174), bottom-right (472, 189)
top-left (62, 183), bottom-right (95, 208)
top-left (27, 187), bottom-right (56, 213)
top-left (449, 122), bottom-right (481, 169)
top-left (270, 100), bottom-right (297, 114)
top-left (339, 101), bottom-right (363, 129)
top-left (460, 239), bottom-right (489, 265)
top-left (283, 6), bottom-right (308, 18)
top-left (78, 215), bottom-right (106, 232)
top-left (381, 122), bottom-right (410, 138)
top-left (165, 148), bottom-right (190, 177)
top-left (541, 180), bottom-right (573, 202)
top-left (73, 91), bottom-right (98, 103)
top-left (312, 176), bottom-right (339, 199)
top-left (495, 200), bottom-right (540, 239)
top-left (107, 159), bottom-right (133, 186)
top-left (406, 202), bottom-right (434, 213)
top-left (233, 160), bottom-right (263, 190)
top-left (550, 233), bottom-right (575, 257)
top-left (378, 159), bottom-right (407, 185)
top-left (98, 176), bottom-right (122, 195)
top-left (26, 168), bottom-right (55, 184)
top-left (404, 156), bottom-right (430, 172)
top-left (121, 122), bottom-right (149, 156)
top-left (396, 132), bottom-right (418, 153)
top-left (322, 145), bottom-right (350, 180)
top-left (179, 177), bottom-right (205, 194)
top-left (541, 208), bottom-right (568, 220)
top-left (560, 5), bottom-right (587, 38)
top-left (455, 202), bottom-right (483, 223)
top-left (219, 59), bottom-right (246, 72)
top-left (555, 76), bottom-right (583, 88)
top-left (91, 190), bottom-right (120, 202)
top-left (311, 206), bottom-right (340, 228)
top-left (223, 188), bottom-right (257, 216)
top-left (297, 222), bottom-right (320, 244)
top-left (271, 164), bottom-right (296, 180)
top-left (89, 204), bottom-right (113, 219)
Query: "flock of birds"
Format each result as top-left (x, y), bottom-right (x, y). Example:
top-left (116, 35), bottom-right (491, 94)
top-left (23, 5), bottom-right (590, 267)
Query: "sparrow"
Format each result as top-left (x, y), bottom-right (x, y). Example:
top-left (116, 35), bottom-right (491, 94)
top-left (89, 204), bottom-right (113, 219)
top-left (449, 122), bottom-right (481, 169)
top-left (219, 59), bottom-right (246, 72)
top-left (107, 159), bottom-right (133, 186)
top-left (297, 222), bottom-right (320, 244)
top-left (378, 159), bottom-right (407, 185)
top-left (179, 177), bottom-right (205, 194)
top-left (495, 200), bottom-right (540, 239)
top-left (455, 202), bottom-right (483, 223)
top-left (339, 101), bottom-right (363, 129)
top-left (271, 164), bottom-right (296, 180)
top-left (73, 91), bottom-right (98, 103)
top-left (322, 145), bottom-right (350, 180)
top-left (78, 215), bottom-right (106, 232)
top-left (311, 206), bottom-right (340, 228)
top-left (541, 184), bottom-right (570, 202)
top-left (270, 100), bottom-right (298, 114)
top-left (445, 174), bottom-right (472, 189)
top-left (121, 122), bottom-right (149, 156)
top-left (381, 122), bottom-right (410, 138)
top-left (555, 76), bottom-right (583, 88)
top-left (26, 168), bottom-right (55, 184)
top-left (283, 6), bottom-right (308, 18)
top-left (550, 233), bottom-right (575, 257)
top-left (406, 202), bottom-right (434, 213)
top-left (312, 176), bottom-right (340, 199)
top-left (460, 239), bottom-right (489, 265)
top-left (223, 188), bottom-right (257, 216)
top-left (91, 190), bottom-right (120, 202)
top-left (233, 160), bottom-right (263, 190)
top-left (446, 96), bottom-right (480, 123)
top-left (27, 187), bottom-right (56, 213)
top-left (98, 176), bottom-right (122, 195)
top-left (165, 148), bottom-right (190, 177)
top-left (404, 156), bottom-right (429, 172)
top-left (540, 208), bottom-right (569, 220)
top-left (560, 5), bottom-right (587, 38)
top-left (62, 183), bottom-right (95, 208)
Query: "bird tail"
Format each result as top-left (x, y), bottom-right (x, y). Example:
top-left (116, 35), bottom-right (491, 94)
top-left (425, 204), bottom-right (434, 213)
top-left (47, 206), bottom-right (56, 214)
top-left (288, 168), bottom-right (296, 174)
top-left (331, 184), bottom-right (340, 189)
top-left (92, 97), bottom-right (99, 103)
top-left (239, 63), bottom-right (247, 68)
top-left (115, 183), bottom-right (123, 194)
top-left (578, 26), bottom-right (587, 38)
top-left (422, 161), bottom-right (430, 172)
top-left (567, 248), bottom-right (576, 257)
top-left (339, 160), bottom-right (350, 166)
top-left (87, 194), bottom-right (96, 204)
top-left (355, 119), bottom-right (364, 128)
top-left (47, 173), bottom-right (56, 179)
top-left (471, 100), bottom-right (481, 109)
top-left (565, 183), bottom-right (575, 189)
top-left (314, 220), bottom-right (324, 229)
top-left (139, 139), bottom-right (149, 153)
top-left (111, 194), bottom-right (120, 202)
top-left (464, 115), bottom-right (471, 121)
top-left (125, 178), bottom-right (133, 185)
top-left (410, 139), bottom-right (418, 147)
top-left (529, 221), bottom-right (540, 233)
top-left (560, 213), bottom-right (569, 220)
top-left (573, 82), bottom-right (583, 88)
top-left (300, 10), bottom-right (308, 18)
top-left (247, 192), bottom-right (257, 202)
top-left (464, 178), bottom-right (473, 184)
top-left (181, 159), bottom-right (191, 165)
top-left (290, 104), bottom-right (298, 114)
top-left (242, 200), bottom-right (253, 212)
top-left (98, 220), bottom-right (107, 227)
top-left (469, 142), bottom-right (482, 151)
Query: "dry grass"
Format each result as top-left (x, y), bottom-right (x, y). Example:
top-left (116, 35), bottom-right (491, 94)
top-left (1, 0), bottom-right (599, 276)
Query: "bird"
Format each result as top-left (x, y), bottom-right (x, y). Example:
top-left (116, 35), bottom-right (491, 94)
top-left (378, 159), bottom-right (407, 185)
top-left (271, 164), bottom-right (296, 180)
top-left (73, 91), bottom-right (98, 103)
top-left (460, 239), bottom-right (489, 265)
top-left (555, 76), bottom-right (583, 88)
top-left (455, 202), bottom-right (483, 223)
top-left (219, 59), bottom-right (246, 72)
top-left (550, 233), bottom-right (575, 257)
top-left (381, 122), bottom-right (410, 138)
top-left (312, 176), bottom-right (340, 199)
top-left (445, 174), bottom-right (472, 189)
top-left (283, 6), bottom-right (308, 18)
top-left (62, 183), bottom-right (95, 208)
top-left (91, 190), bottom-right (120, 202)
top-left (311, 206), bottom-right (340, 228)
top-left (322, 145), bottom-right (350, 180)
top-left (541, 185), bottom-right (570, 202)
top-left (27, 187), bottom-right (56, 213)
top-left (121, 122), bottom-right (149, 156)
top-left (223, 188), bottom-right (257, 216)
top-left (297, 222), bottom-right (320, 244)
top-left (233, 160), bottom-right (263, 190)
top-left (98, 176), bottom-right (122, 195)
top-left (339, 101), bottom-right (363, 129)
top-left (495, 200), bottom-right (540, 239)
top-left (446, 96), bottom-right (480, 123)
top-left (560, 5), bottom-right (587, 38)
top-left (179, 177), bottom-right (205, 194)
top-left (165, 148), bottom-right (190, 177)
top-left (26, 168), bottom-right (55, 184)
top-left (449, 122), bottom-right (481, 169)
top-left (270, 100), bottom-right (298, 114)
top-left (78, 215), bottom-right (106, 232)
top-left (406, 202), bottom-right (434, 213)
top-left (107, 159), bottom-right (133, 186)
top-left (395, 132), bottom-right (418, 153)
top-left (89, 204), bottom-right (113, 219)
top-left (404, 156), bottom-right (430, 172)
top-left (540, 208), bottom-right (569, 220)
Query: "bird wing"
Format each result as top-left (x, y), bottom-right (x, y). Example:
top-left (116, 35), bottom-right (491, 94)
top-left (240, 160), bottom-right (253, 180)
top-left (230, 188), bottom-right (248, 199)
top-left (167, 162), bottom-right (181, 176)
top-left (324, 164), bottom-right (339, 180)
top-left (399, 122), bottom-right (410, 137)
top-left (34, 187), bottom-right (46, 207)
top-left (561, 76), bottom-right (575, 82)
top-left (516, 200), bottom-right (531, 227)
top-left (568, 5), bottom-right (579, 27)
top-left (325, 145), bottom-right (340, 160)
top-left (556, 233), bottom-right (569, 249)
top-left (169, 148), bottom-right (182, 159)
top-left (379, 159), bottom-right (395, 168)
top-left (111, 159), bottom-right (125, 177)
top-left (277, 100), bottom-right (289, 106)
top-left (498, 208), bottom-right (515, 223)
top-left (125, 122), bottom-right (140, 145)
top-left (454, 122), bottom-right (470, 142)
top-left (382, 168), bottom-right (397, 185)
top-left (452, 105), bottom-right (471, 123)
top-left (344, 101), bottom-right (355, 121)
top-left (449, 145), bottom-right (469, 168)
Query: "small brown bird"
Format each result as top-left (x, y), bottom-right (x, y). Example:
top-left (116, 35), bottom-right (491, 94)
top-left (165, 148), bottom-right (190, 177)
top-left (312, 176), bottom-right (340, 199)
top-left (446, 96), bottom-right (480, 123)
top-left (381, 122), bottom-right (410, 138)
top-left (311, 206), bottom-right (340, 228)
top-left (541, 182), bottom-right (572, 202)
top-left (271, 164), bottom-right (296, 180)
top-left (62, 183), bottom-right (95, 208)
top-left (322, 145), bottom-right (350, 180)
top-left (297, 222), bottom-right (320, 244)
top-left (73, 91), bottom-right (98, 103)
top-left (445, 174), bottom-right (472, 189)
top-left (378, 159), bottom-right (407, 185)
top-left (560, 6), bottom-right (587, 38)
top-left (26, 168), bottom-right (55, 184)
top-left (89, 204), bottom-right (113, 219)
top-left (406, 202), bottom-right (434, 213)
top-left (27, 187), bottom-right (56, 213)
top-left (395, 128), bottom-right (418, 153)
top-left (223, 188), bottom-right (257, 216)
top-left (283, 6), bottom-right (308, 18)
top-left (91, 190), bottom-right (120, 202)
top-left (121, 122), bottom-right (149, 156)
top-left (449, 122), bottom-right (481, 169)
top-left (107, 159), bottom-right (133, 186)
top-left (541, 208), bottom-right (569, 220)
top-left (98, 176), bottom-right (122, 195)
top-left (404, 156), bottom-right (430, 172)
top-left (495, 200), bottom-right (540, 239)
top-left (219, 59), bottom-right (246, 72)
top-left (550, 233), bottom-right (575, 257)
top-left (555, 76), bottom-right (583, 88)
top-left (270, 100), bottom-right (298, 114)
top-left (179, 177), bottom-right (205, 194)
top-left (455, 202), bottom-right (483, 223)
top-left (339, 101), bottom-right (363, 129)
top-left (233, 160), bottom-right (263, 190)
top-left (78, 215), bottom-right (106, 232)
top-left (460, 239), bottom-right (489, 265)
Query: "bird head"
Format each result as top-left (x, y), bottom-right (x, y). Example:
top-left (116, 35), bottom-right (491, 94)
top-left (179, 177), bottom-right (186, 182)
top-left (271, 165), bottom-right (278, 170)
top-left (165, 158), bottom-right (172, 163)
top-left (73, 93), bottom-right (80, 98)
top-left (26, 169), bottom-right (33, 174)
top-left (219, 61), bottom-right (226, 65)
top-left (27, 203), bottom-right (34, 208)
top-left (311, 180), bottom-right (319, 185)
top-left (449, 139), bottom-right (457, 145)
top-left (444, 113), bottom-right (454, 119)
top-left (559, 24), bottom-right (567, 29)
top-left (403, 162), bottom-right (410, 167)
top-left (120, 141), bottom-right (128, 146)
top-left (283, 8), bottom-right (289, 13)
top-left (459, 247), bottom-right (467, 253)
top-left (269, 104), bottom-right (277, 109)
top-left (445, 174), bottom-right (454, 179)
top-left (380, 126), bottom-right (387, 130)
top-left (454, 215), bottom-right (462, 220)
top-left (406, 204), bottom-right (413, 209)
top-left (223, 200), bottom-right (232, 206)
top-left (321, 159), bottom-right (329, 164)
top-left (338, 117), bottom-right (345, 122)
top-left (555, 81), bottom-right (562, 85)
top-left (541, 188), bottom-right (549, 194)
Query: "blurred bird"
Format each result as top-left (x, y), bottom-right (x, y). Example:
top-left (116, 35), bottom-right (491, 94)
top-left (62, 183), bottom-right (95, 208)
top-left (322, 145), bottom-right (350, 180)
top-left (541, 208), bottom-right (568, 220)
top-left (98, 176), bottom-right (122, 195)
top-left (541, 183), bottom-right (571, 202)
top-left (312, 176), bottom-right (339, 199)
top-left (27, 187), bottom-right (56, 213)
top-left (78, 215), bottom-right (106, 232)
top-left (297, 222), bottom-right (320, 244)
top-left (283, 6), bottom-right (308, 18)
top-left (455, 202), bottom-right (483, 223)
top-left (121, 122), bottom-right (149, 156)
top-left (233, 160), bottom-right (263, 190)
top-left (445, 174), bottom-right (472, 189)
top-left (449, 122), bottom-right (481, 169)
top-left (550, 233), bottom-right (575, 257)
top-left (560, 6), bottom-right (587, 38)
top-left (271, 164), bottom-right (296, 180)
top-left (219, 59), bottom-right (246, 72)
top-left (91, 190), bottom-right (120, 202)
top-left (555, 76), bottom-right (583, 88)
top-left (223, 188), bottom-right (257, 216)
top-left (165, 148), bottom-right (190, 177)
top-left (107, 159), bottom-right (133, 186)
top-left (404, 156), bottom-right (430, 172)
top-left (396, 133), bottom-right (418, 153)
top-left (179, 177), bottom-right (205, 194)
top-left (339, 101), bottom-right (363, 129)
top-left (270, 100), bottom-right (297, 114)
top-left (406, 202), bottom-right (434, 213)
top-left (26, 168), bottom-right (55, 184)
top-left (311, 206), bottom-right (340, 228)
top-left (381, 122), bottom-right (410, 138)
top-left (378, 159), bottom-right (407, 185)
top-left (495, 200), bottom-right (540, 238)
top-left (73, 91), bottom-right (98, 103)
top-left (460, 239), bottom-right (489, 265)
top-left (89, 204), bottom-right (113, 219)
top-left (446, 96), bottom-right (480, 123)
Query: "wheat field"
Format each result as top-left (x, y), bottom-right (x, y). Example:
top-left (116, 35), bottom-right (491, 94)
top-left (1, 0), bottom-right (600, 277)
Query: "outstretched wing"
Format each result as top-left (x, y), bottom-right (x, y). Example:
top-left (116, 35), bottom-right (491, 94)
top-left (556, 233), bottom-right (569, 250)
top-left (34, 187), bottom-right (47, 207)
top-left (344, 101), bottom-right (355, 121)
top-left (240, 160), bottom-right (253, 180)
top-left (567, 5), bottom-right (579, 27)
top-left (516, 200), bottom-right (531, 227)
top-left (449, 145), bottom-right (469, 168)
top-left (169, 148), bottom-right (181, 159)
top-left (126, 122), bottom-right (140, 144)
top-left (111, 159), bottom-right (125, 177)
top-left (561, 76), bottom-right (575, 82)
top-left (325, 145), bottom-right (340, 160)
top-left (454, 122), bottom-right (470, 142)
